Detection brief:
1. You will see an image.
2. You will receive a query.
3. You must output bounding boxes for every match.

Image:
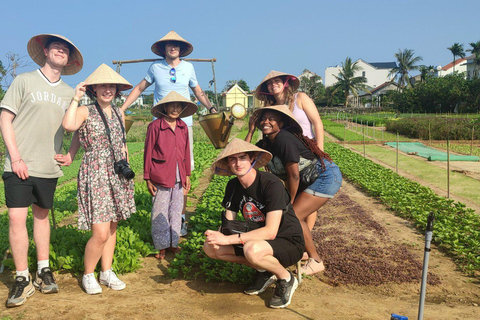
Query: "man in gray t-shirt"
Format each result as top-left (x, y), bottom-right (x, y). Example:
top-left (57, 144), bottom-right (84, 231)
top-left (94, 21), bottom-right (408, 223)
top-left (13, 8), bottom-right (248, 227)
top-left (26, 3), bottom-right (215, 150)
top-left (0, 34), bottom-right (83, 308)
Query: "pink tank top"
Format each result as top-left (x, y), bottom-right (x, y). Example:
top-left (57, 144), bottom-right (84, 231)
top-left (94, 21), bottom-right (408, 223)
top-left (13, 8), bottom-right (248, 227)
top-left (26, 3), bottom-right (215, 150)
top-left (291, 93), bottom-right (314, 138)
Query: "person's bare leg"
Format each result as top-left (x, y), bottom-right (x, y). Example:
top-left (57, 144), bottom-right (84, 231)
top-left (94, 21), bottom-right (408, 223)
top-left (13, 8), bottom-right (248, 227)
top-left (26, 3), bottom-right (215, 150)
top-left (9, 208), bottom-right (29, 271)
top-left (100, 222), bottom-right (117, 271)
top-left (32, 204), bottom-right (50, 261)
top-left (84, 222), bottom-right (111, 274)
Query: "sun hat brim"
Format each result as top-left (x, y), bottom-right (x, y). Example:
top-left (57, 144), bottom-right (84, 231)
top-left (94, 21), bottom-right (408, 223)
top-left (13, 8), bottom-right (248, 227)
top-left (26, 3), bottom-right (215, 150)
top-left (27, 34), bottom-right (83, 75)
top-left (252, 104), bottom-right (303, 134)
top-left (151, 31), bottom-right (193, 58)
top-left (254, 70), bottom-right (300, 101)
top-left (151, 91), bottom-right (198, 118)
top-left (210, 138), bottom-right (273, 176)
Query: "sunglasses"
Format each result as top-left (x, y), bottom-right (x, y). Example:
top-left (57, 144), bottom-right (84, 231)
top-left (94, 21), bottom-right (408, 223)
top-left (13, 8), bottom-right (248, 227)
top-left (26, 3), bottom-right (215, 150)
top-left (170, 68), bottom-right (176, 83)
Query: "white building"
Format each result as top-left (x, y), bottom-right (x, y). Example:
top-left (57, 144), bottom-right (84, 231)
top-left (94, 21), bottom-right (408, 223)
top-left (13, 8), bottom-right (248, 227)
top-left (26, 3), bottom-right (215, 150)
top-left (325, 59), bottom-right (396, 88)
top-left (462, 54), bottom-right (479, 79)
top-left (436, 57), bottom-right (467, 77)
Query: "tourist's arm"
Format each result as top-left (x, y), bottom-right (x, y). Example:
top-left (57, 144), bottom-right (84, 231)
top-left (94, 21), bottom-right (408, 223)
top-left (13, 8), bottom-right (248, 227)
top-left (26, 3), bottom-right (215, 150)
top-left (298, 92), bottom-right (324, 151)
top-left (192, 85), bottom-right (217, 113)
top-left (284, 161), bottom-right (300, 203)
top-left (62, 82), bottom-right (89, 132)
top-left (54, 132), bottom-right (80, 166)
top-left (121, 79), bottom-right (151, 112)
top-left (245, 113), bottom-right (259, 143)
top-left (0, 110), bottom-right (28, 179)
top-left (204, 210), bottom-right (282, 246)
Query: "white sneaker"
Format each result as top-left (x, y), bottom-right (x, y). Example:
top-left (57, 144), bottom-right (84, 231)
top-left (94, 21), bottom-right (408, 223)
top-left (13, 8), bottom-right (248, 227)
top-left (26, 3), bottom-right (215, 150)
top-left (99, 269), bottom-right (126, 291)
top-left (82, 274), bottom-right (102, 295)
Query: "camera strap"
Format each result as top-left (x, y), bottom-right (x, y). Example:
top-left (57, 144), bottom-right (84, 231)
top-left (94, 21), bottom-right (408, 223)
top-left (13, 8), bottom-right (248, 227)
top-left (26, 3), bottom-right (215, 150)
top-left (94, 102), bottom-right (127, 159)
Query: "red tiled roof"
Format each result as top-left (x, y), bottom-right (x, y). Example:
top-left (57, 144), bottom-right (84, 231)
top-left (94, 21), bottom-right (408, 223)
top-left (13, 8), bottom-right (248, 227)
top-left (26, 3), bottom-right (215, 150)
top-left (442, 57), bottom-right (466, 71)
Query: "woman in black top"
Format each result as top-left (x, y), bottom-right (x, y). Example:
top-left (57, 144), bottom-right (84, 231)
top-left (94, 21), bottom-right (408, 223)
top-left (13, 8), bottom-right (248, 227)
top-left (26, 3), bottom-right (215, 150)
top-left (204, 138), bottom-right (305, 309)
top-left (251, 104), bottom-right (342, 275)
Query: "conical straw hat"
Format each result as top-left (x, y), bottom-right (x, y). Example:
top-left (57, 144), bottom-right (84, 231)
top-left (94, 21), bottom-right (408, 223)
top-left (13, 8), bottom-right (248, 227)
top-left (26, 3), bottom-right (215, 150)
top-left (252, 104), bottom-right (303, 134)
top-left (27, 34), bottom-right (83, 75)
top-left (210, 138), bottom-right (272, 176)
top-left (84, 63), bottom-right (133, 92)
top-left (151, 30), bottom-right (193, 57)
top-left (255, 70), bottom-right (300, 100)
top-left (151, 91), bottom-right (198, 118)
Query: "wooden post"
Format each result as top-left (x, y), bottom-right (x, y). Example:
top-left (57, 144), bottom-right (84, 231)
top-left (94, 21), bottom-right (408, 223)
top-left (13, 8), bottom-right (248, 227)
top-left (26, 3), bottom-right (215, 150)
top-left (382, 126), bottom-right (384, 142)
top-left (373, 122), bottom-right (376, 140)
top-left (396, 133), bottom-right (399, 174)
top-left (471, 126), bottom-right (475, 156)
top-left (447, 138), bottom-right (450, 199)
top-left (344, 125), bottom-right (346, 146)
top-left (428, 121), bottom-right (431, 146)
top-left (363, 126), bottom-right (366, 157)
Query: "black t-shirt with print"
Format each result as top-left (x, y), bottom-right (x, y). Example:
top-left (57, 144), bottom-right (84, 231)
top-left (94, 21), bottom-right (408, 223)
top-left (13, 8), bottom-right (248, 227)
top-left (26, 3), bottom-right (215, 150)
top-left (256, 129), bottom-right (315, 166)
top-left (222, 171), bottom-right (303, 243)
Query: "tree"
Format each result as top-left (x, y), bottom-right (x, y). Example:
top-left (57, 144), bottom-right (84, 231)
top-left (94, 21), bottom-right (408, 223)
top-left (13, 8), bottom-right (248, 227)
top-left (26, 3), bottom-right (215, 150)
top-left (467, 41), bottom-right (480, 78)
top-left (388, 49), bottom-right (423, 88)
top-left (447, 43), bottom-right (465, 73)
top-left (418, 65), bottom-right (435, 82)
top-left (298, 70), bottom-right (325, 105)
top-left (331, 57), bottom-right (367, 107)
top-left (1, 52), bottom-right (30, 88)
top-left (0, 60), bottom-right (6, 101)
top-left (223, 79), bottom-right (250, 92)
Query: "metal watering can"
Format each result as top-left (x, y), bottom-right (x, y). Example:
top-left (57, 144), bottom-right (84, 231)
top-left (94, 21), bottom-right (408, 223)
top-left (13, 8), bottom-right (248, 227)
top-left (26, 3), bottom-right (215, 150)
top-left (124, 115), bottom-right (134, 133)
top-left (199, 103), bottom-right (246, 149)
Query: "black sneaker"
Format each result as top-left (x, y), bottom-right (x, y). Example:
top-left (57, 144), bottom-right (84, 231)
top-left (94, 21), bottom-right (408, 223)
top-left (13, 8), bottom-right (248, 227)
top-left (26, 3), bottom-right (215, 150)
top-left (244, 271), bottom-right (276, 295)
top-left (269, 271), bottom-right (298, 309)
top-left (6, 275), bottom-right (35, 308)
top-left (33, 267), bottom-right (58, 294)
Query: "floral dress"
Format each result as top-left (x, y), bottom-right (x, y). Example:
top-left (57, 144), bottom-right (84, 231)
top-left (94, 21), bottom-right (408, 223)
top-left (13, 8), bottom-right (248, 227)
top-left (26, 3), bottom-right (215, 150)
top-left (77, 104), bottom-right (136, 230)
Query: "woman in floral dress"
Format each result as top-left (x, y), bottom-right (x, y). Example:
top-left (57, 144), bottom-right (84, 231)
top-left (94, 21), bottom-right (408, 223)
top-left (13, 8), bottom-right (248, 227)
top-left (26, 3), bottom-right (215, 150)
top-left (62, 64), bottom-right (136, 294)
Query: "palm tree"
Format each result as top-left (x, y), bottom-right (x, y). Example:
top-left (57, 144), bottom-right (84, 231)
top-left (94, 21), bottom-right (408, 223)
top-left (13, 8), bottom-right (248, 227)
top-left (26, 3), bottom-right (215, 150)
top-left (418, 65), bottom-right (435, 82)
top-left (447, 43), bottom-right (465, 73)
top-left (331, 57), bottom-right (367, 108)
top-left (389, 49), bottom-right (423, 88)
top-left (467, 41), bottom-right (480, 78)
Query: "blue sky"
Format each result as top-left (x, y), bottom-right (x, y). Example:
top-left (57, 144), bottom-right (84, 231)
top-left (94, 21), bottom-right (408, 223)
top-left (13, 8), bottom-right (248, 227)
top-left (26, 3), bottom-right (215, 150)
top-left (1, 0), bottom-right (479, 97)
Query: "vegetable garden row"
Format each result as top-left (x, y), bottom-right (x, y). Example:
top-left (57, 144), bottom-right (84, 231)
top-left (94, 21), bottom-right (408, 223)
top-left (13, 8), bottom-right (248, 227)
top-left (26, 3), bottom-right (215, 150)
top-left (1, 125), bottom-right (479, 282)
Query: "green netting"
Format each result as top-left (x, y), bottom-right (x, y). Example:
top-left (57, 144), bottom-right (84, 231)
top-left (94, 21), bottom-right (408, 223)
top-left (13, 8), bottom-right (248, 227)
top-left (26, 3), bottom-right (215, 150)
top-left (385, 142), bottom-right (480, 161)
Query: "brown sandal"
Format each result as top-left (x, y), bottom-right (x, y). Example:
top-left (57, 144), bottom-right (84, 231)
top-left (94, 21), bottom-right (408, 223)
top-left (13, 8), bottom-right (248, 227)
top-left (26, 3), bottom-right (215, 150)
top-left (155, 249), bottom-right (166, 259)
top-left (167, 247), bottom-right (181, 254)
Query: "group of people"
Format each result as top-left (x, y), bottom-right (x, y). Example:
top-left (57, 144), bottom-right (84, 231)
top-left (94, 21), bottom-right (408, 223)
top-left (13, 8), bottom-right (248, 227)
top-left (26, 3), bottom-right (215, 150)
top-left (1, 31), bottom-right (215, 307)
top-left (1, 30), bottom-right (342, 310)
top-left (204, 71), bottom-right (342, 308)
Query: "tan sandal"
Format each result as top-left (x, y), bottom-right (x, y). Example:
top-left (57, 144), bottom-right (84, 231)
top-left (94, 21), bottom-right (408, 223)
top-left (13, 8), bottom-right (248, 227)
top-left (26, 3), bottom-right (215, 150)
top-left (301, 258), bottom-right (325, 275)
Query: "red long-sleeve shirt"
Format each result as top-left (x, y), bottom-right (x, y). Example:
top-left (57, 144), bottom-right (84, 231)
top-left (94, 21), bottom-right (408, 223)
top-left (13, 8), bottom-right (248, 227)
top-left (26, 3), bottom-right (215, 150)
top-left (143, 117), bottom-right (191, 188)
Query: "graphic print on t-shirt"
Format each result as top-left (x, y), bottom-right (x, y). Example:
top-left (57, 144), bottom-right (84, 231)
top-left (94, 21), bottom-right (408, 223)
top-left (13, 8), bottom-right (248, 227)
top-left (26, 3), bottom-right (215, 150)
top-left (240, 196), bottom-right (266, 222)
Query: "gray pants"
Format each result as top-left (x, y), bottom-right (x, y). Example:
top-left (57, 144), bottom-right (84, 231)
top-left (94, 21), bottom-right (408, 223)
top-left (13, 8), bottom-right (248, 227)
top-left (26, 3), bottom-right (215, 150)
top-left (151, 182), bottom-right (184, 250)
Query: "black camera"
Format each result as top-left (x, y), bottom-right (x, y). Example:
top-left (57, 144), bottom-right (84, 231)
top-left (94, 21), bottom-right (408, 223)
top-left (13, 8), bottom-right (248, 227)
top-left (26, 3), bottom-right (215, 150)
top-left (114, 159), bottom-right (135, 180)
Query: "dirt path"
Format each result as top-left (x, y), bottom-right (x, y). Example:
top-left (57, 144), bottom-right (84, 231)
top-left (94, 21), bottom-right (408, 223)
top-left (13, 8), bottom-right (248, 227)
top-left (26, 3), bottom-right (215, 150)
top-left (2, 179), bottom-right (480, 320)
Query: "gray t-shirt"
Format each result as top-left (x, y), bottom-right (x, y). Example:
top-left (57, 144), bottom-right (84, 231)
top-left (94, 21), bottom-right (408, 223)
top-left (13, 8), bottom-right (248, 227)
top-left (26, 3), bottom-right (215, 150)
top-left (0, 70), bottom-right (73, 178)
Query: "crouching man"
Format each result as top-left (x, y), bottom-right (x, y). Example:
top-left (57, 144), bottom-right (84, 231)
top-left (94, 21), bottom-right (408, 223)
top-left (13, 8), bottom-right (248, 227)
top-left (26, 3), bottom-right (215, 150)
top-left (203, 138), bottom-right (305, 308)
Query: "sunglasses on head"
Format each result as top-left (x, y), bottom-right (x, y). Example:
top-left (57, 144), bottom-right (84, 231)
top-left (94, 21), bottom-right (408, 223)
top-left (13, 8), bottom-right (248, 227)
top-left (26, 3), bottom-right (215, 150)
top-left (170, 68), bottom-right (176, 83)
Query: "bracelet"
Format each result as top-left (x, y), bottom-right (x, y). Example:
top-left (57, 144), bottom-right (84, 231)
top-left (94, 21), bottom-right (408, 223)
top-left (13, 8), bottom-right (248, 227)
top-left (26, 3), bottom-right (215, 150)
top-left (238, 233), bottom-right (245, 245)
top-left (209, 106), bottom-right (217, 112)
top-left (11, 159), bottom-right (23, 164)
top-left (72, 97), bottom-right (80, 103)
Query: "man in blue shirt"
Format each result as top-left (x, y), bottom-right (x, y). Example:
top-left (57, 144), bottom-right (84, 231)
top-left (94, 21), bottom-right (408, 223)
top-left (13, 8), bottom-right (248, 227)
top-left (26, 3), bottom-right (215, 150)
top-left (122, 30), bottom-right (216, 235)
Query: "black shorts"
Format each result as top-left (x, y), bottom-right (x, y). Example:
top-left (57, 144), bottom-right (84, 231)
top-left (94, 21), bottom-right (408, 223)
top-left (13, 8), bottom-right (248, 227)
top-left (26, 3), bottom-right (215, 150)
top-left (2, 172), bottom-right (58, 209)
top-left (233, 236), bottom-right (305, 268)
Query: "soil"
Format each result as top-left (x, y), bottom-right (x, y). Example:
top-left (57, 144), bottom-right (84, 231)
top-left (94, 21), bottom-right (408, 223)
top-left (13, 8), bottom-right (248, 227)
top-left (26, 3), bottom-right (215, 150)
top-left (2, 131), bottom-right (480, 319)
top-left (1, 178), bottom-right (480, 320)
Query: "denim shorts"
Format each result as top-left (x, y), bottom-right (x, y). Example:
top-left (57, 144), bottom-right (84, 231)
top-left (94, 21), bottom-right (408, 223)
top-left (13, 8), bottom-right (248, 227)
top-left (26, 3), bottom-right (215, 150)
top-left (304, 159), bottom-right (342, 198)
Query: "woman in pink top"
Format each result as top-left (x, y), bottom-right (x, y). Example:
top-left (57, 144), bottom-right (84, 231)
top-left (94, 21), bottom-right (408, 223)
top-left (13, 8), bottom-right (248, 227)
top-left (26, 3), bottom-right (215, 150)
top-left (247, 70), bottom-right (324, 151)
top-left (246, 70), bottom-right (325, 240)
top-left (144, 91), bottom-right (196, 259)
